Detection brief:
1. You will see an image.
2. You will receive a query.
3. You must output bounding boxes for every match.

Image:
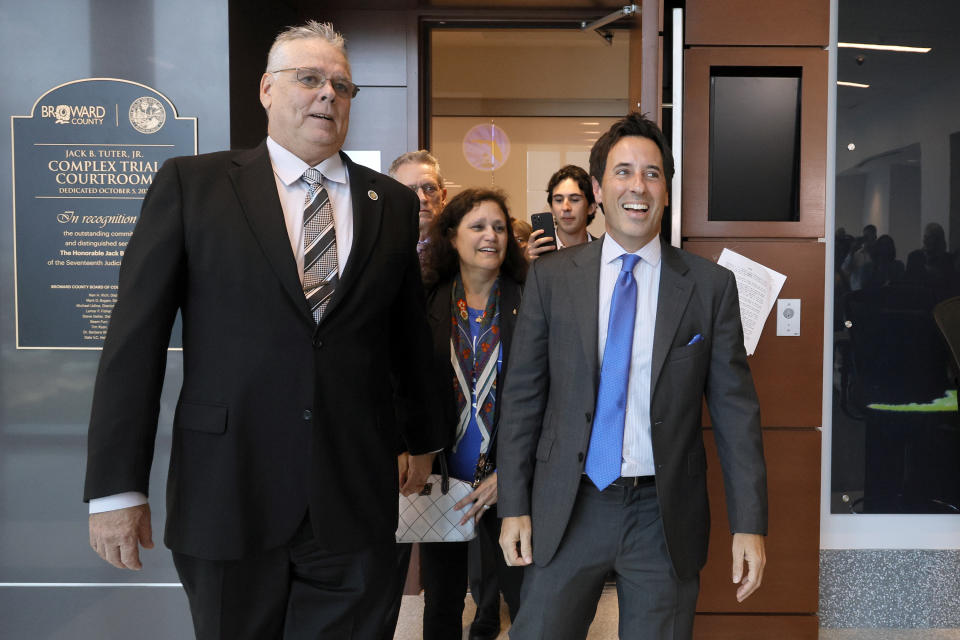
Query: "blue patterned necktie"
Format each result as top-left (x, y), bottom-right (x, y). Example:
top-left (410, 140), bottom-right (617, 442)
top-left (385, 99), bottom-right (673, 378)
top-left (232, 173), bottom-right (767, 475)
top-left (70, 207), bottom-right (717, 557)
top-left (585, 253), bottom-right (641, 490)
top-left (301, 168), bottom-right (339, 323)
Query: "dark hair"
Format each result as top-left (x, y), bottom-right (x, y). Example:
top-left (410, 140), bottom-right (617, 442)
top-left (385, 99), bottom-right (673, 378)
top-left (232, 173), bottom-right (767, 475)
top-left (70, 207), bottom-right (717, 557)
top-left (421, 188), bottom-right (527, 287)
top-left (870, 234), bottom-right (897, 264)
top-left (923, 222), bottom-right (946, 254)
top-left (589, 112), bottom-right (674, 191)
top-left (546, 164), bottom-right (596, 225)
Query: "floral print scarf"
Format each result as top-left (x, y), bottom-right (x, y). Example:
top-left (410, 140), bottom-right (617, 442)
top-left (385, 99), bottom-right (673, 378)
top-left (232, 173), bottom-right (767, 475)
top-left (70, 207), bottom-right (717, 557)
top-left (450, 273), bottom-right (501, 456)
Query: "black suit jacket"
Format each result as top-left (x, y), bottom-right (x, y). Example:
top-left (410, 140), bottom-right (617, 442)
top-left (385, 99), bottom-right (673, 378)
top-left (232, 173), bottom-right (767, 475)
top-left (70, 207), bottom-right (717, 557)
top-left (84, 142), bottom-right (445, 560)
top-left (424, 276), bottom-right (522, 464)
top-left (497, 238), bottom-right (767, 579)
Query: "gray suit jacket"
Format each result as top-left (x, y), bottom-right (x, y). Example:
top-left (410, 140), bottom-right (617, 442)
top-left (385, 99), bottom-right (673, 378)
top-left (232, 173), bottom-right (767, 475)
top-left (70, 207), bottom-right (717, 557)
top-left (497, 237), bottom-right (767, 579)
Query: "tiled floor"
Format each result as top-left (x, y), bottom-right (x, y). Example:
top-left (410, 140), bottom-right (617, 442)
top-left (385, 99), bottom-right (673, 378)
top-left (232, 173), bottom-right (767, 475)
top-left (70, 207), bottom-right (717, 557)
top-left (820, 632), bottom-right (960, 639)
top-left (394, 588), bottom-right (618, 639)
top-left (393, 587), bottom-right (960, 639)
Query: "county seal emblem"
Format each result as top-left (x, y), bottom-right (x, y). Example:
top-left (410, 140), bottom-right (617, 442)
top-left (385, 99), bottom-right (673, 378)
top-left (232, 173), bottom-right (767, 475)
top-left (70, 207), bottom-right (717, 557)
top-left (128, 96), bottom-right (166, 134)
top-left (54, 105), bottom-right (71, 125)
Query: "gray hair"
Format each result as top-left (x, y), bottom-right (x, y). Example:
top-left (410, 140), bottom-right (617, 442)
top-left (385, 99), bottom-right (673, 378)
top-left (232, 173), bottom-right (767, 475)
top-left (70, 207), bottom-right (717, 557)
top-left (266, 21), bottom-right (348, 72)
top-left (388, 150), bottom-right (444, 188)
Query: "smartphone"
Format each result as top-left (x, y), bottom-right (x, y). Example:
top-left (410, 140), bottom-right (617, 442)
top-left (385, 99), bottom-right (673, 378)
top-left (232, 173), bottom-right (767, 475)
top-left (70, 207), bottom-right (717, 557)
top-left (530, 212), bottom-right (557, 252)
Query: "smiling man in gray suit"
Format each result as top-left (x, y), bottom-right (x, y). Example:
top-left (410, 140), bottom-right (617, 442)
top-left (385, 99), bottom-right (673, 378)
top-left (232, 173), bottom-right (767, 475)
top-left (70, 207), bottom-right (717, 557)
top-left (497, 113), bottom-right (767, 639)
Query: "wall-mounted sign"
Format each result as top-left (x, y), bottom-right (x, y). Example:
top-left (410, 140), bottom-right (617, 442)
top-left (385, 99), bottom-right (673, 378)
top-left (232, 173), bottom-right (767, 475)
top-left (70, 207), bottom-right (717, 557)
top-left (11, 78), bottom-right (196, 349)
top-left (462, 123), bottom-right (510, 171)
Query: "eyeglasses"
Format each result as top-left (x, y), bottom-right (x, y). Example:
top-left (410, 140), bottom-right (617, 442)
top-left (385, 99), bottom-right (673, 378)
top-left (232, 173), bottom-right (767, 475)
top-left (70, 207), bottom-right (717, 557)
top-left (269, 67), bottom-right (359, 99)
top-left (407, 182), bottom-right (441, 197)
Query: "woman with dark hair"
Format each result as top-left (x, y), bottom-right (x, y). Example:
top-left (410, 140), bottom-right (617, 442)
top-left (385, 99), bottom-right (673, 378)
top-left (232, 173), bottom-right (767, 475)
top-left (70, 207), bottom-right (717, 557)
top-left (418, 187), bottom-right (526, 640)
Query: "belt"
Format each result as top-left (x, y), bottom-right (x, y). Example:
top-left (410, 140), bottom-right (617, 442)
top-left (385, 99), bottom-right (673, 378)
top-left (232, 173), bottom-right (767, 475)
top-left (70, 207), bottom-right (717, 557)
top-left (608, 475), bottom-right (655, 488)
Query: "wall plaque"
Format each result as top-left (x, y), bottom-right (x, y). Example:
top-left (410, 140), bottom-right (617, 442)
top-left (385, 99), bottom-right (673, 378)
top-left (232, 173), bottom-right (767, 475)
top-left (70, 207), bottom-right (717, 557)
top-left (12, 78), bottom-right (196, 349)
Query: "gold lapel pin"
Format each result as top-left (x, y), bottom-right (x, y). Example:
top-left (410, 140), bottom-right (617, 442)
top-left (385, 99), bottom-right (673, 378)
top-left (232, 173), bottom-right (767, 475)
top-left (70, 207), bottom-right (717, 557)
top-left (368, 190), bottom-right (378, 201)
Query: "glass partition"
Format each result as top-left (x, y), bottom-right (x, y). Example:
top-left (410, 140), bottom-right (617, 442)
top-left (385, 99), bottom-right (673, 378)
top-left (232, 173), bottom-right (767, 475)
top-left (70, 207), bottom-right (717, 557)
top-left (430, 28), bottom-right (629, 237)
top-left (831, 0), bottom-right (960, 514)
top-left (0, 1), bottom-right (228, 636)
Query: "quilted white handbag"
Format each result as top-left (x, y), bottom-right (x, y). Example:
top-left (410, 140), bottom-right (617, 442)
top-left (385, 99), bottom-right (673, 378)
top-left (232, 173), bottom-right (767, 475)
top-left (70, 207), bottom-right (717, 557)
top-left (396, 470), bottom-right (477, 543)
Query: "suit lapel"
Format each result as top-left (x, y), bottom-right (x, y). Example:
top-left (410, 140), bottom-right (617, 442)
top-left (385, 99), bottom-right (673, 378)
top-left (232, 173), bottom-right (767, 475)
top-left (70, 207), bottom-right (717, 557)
top-left (228, 143), bottom-right (313, 323)
top-left (320, 153), bottom-right (382, 323)
top-left (651, 242), bottom-right (694, 390)
top-left (498, 277), bottom-right (522, 377)
top-left (568, 241), bottom-right (604, 391)
top-left (428, 277), bottom-right (521, 372)
top-left (427, 282), bottom-right (451, 325)
top-left (428, 281), bottom-right (453, 358)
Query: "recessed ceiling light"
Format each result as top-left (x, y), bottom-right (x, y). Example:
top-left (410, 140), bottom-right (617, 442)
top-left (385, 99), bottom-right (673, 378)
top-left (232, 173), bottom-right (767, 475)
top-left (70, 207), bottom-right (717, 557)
top-left (838, 42), bottom-right (931, 53)
top-left (580, 122), bottom-right (600, 126)
top-left (838, 81), bottom-right (870, 88)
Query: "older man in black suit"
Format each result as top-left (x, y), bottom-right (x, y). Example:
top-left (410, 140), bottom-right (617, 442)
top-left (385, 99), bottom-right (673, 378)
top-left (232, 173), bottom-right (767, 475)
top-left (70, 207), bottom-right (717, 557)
top-left (497, 113), bottom-right (767, 639)
top-left (84, 21), bottom-right (443, 639)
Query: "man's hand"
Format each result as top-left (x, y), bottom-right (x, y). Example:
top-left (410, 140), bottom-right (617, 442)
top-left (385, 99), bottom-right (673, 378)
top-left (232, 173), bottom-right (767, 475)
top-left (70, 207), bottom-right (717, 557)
top-left (454, 472), bottom-right (498, 526)
top-left (397, 452), bottom-right (410, 488)
top-left (732, 533), bottom-right (766, 602)
top-left (499, 515), bottom-right (533, 567)
top-left (400, 451), bottom-right (436, 496)
top-left (525, 229), bottom-right (556, 262)
top-left (89, 503), bottom-right (154, 570)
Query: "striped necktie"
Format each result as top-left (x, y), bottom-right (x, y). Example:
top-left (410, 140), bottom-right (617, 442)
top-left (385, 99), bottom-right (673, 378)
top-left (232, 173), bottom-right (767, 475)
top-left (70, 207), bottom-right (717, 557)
top-left (301, 168), bottom-right (339, 323)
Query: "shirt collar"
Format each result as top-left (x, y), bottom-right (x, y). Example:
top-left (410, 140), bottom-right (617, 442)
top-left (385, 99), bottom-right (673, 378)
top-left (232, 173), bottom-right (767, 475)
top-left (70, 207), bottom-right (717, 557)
top-left (600, 233), bottom-right (661, 268)
top-left (556, 230), bottom-right (592, 250)
top-left (266, 136), bottom-right (347, 187)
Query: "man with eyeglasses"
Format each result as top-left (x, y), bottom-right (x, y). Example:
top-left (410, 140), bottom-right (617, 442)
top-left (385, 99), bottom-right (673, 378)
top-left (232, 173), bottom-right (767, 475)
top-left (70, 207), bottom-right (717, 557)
top-left (84, 20), bottom-right (444, 639)
top-left (383, 149), bottom-right (447, 637)
top-left (388, 150), bottom-right (447, 256)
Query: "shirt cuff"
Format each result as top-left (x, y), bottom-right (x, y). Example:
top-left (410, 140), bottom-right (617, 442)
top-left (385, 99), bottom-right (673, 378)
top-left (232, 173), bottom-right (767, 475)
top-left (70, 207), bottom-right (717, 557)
top-left (89, 492), bottom-right (148, 514)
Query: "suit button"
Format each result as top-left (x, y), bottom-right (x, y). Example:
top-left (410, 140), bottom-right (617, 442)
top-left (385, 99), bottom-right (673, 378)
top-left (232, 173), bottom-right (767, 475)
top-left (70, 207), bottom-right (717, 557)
top-left (578, 452), bottom-right (584, 462)
top-left (313, 337), bottom-right (323, 348)
top-left (585, 412), bottom-right (592, 422)
top-left (303, 409), bottom-right (313, 421)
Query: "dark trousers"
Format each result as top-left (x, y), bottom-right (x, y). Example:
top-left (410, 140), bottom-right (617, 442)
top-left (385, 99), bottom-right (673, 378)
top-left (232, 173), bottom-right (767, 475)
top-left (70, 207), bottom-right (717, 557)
top-left (509, 479), bottom-right (699, 640)
top-left (172, 516), bottom-right (396, 640)
top-left (381, 542), bottom-right (413, 640)
top-left (469, 508), bottom-right (522, 631)
top-left (419, 509), bottom-right (523, 640)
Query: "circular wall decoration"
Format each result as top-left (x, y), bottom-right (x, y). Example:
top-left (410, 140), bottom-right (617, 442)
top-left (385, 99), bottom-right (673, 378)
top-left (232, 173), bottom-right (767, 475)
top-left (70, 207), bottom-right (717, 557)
top-left (129, 96), bottom-right (166, 134)
top-left (462, 123), bottom-right (510, 171)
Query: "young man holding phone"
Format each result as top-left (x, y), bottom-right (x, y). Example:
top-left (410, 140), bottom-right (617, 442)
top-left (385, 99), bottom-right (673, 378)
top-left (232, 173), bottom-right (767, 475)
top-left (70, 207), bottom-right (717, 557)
top-left (525, 165), bottom-right (597, 261)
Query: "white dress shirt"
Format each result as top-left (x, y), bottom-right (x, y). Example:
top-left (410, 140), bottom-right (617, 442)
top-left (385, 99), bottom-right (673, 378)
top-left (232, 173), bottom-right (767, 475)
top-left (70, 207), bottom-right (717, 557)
top-left (596, 234), bottom-right (661, 477)
top-left (556, 231), bottom-right (593, 250)
top-left (266, 136), bottom-right (354, 277)
top-left (90, 138), bottom-right (353, 514)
